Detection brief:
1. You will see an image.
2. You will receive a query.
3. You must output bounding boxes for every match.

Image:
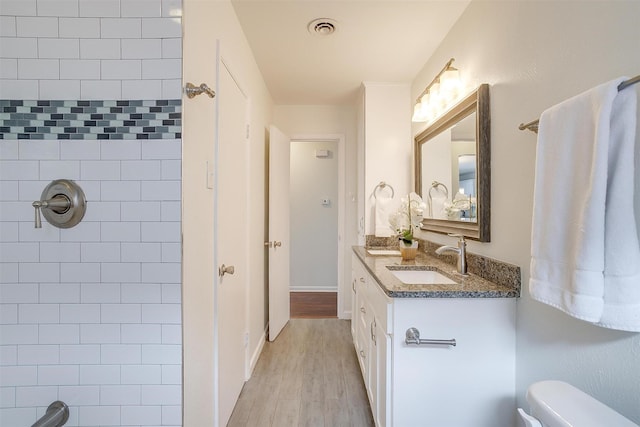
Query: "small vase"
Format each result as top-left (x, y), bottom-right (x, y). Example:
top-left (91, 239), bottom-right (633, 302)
top-left (399, 240), bottom-right (419, 261)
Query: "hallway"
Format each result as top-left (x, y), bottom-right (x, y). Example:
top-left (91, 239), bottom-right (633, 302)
top-left (227, 319), bottom-right (374, 427)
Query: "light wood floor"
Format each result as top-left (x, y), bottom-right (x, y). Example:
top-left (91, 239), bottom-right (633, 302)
top-left (227, 318), bottom-right (374, 427)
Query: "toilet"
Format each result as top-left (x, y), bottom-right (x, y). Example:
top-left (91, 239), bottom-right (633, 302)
top-left (517, 380), bottom-right (638, 427)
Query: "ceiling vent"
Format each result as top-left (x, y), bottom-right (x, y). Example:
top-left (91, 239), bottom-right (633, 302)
top-left (308, 18), bottom-right (338, 36)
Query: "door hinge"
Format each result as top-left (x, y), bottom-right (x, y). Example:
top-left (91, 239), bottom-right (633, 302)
top-left (246, 124), bottom-right (250, 139)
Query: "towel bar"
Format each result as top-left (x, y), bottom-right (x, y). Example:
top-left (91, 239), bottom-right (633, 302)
top-left (405, 327), bottom-right (456, 347)
top-left (519, 74), bottom-right (640, 133)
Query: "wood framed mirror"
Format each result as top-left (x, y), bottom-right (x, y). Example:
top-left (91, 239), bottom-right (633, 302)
top-left (414, 84), bottom-right (490, 241)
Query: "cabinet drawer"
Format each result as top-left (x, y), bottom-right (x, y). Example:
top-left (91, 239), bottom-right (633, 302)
top-left (366, 278), bottom-right (392, 335)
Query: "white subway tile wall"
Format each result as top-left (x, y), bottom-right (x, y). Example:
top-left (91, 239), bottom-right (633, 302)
top-left (0, 139), bottom-right (182, 426)
top-left (0, 1), bottom-right (183, 425)
top-left (0, 0), bottom-right (182, 100)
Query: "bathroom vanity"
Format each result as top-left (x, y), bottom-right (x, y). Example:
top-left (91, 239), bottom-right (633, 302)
top-left (351, 246), bottom-right (519, 427)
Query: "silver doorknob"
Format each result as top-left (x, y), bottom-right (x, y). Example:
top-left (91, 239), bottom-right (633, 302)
top-left (273, 241), bottom-right (282, 248)
top-left (218, 264), bottom-right (235, 277)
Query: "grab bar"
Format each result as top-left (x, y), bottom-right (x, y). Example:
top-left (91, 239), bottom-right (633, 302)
top-left (31, 401), bottom-right (69, 427)
top-left (405, 327), bottom-right (456, 347)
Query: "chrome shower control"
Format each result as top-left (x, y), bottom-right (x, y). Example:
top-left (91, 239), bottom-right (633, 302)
top-left (33, 179), bottom-right (87, 229)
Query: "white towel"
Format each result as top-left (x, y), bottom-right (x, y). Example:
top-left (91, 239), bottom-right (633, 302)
top-left (374, 195), bottom-right (393, 237)
top-left (530, 77), bottom-right (640, 331)
top-left (430, 195), bottom-right (447, 220)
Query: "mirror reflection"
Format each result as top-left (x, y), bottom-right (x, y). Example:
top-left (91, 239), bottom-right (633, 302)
top-left (414, 84), bottom-right (490, 241)
top-left (421, 111), bottom-right (477, 222)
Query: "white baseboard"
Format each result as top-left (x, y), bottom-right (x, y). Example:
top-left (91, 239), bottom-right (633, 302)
top-left (289, 286), bottom-right (338, 292)
top-left (247, 326), bottom-right (266, 380)
top-left (339, 309), bottom-right (352, 320)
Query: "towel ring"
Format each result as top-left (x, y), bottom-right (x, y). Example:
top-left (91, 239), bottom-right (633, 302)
top-left (374, 182), bottom-right (394, 199)
top-left (428, 181), bottom-right (449, 217)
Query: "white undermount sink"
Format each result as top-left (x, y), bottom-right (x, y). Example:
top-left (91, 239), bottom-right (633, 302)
top-left (367, 249), bottom-right (401, 256)
top-left (386, 268), bottom-right (457, 285)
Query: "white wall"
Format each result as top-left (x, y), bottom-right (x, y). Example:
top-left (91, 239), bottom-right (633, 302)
top-left (0, 1), bottom-right (182, 426)
top-left (362, 82), bottom-right (412, 236)
top-left (290, 141), bottom-right (338, 292)
top-left (273, 105), bottom-right (357, 317)
top-left (412, 1), bottom-right (640, 423)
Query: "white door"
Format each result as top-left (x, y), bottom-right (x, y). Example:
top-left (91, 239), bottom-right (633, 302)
top-left (268, 125), bottom-right (291, 341)
top-left (216, 59), bottom-right (248, 426)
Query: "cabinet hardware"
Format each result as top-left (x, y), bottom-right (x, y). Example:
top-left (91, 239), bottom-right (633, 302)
top-left (405, 327), bottom-right (456, 347)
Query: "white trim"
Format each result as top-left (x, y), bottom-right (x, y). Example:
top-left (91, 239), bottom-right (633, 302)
top-left (289, 286), bottom-right (338, 292)
top-left (212, 39), bottom-right (221, 427)
top-left (290, 133), bottom-right (347, 319)
top-left (247, 327), bottom-right (266, 380)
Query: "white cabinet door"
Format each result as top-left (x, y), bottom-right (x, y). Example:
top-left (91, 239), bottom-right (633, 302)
top-left (392, 298), bottom-right (516, 427)
top-left (373, 317), bottom-right (391, 427)
top-left (351, 254), bottom-right (364, 340)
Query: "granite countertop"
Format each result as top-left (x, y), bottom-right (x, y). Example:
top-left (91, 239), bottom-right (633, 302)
top-left (353, 246), bottom-right (520, 299)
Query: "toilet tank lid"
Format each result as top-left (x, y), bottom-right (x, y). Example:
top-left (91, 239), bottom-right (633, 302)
top-left (527, 381), bottom-right (638, 427)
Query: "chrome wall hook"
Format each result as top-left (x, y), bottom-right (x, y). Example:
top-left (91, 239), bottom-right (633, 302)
top-left (185, 82), bottom-right (216, 99)
top-left (32, 179), bottom-right (86, 229)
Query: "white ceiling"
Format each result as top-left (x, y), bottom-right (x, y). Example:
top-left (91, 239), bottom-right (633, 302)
top-left (231, 0), bottom-right (470, 105)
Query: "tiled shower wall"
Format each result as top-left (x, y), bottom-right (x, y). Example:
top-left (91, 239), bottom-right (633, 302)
top-left (0, 1), bottom-right (183, 426)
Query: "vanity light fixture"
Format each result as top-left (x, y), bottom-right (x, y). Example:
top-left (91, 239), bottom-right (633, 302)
top-left (412, 58), bottom-right (463, 123)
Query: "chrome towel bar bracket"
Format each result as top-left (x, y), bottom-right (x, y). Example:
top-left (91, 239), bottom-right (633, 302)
top-left (185, 82), bottom-right (216, 99)
top-left (405, 327), bottom-right (456, 347)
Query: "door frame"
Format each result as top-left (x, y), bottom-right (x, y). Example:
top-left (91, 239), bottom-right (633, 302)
top-left (290, 133), bottom-right (346, 318)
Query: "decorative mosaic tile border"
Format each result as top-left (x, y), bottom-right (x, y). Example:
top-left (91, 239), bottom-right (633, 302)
top-left (0, 99), bottom-right (181, 140)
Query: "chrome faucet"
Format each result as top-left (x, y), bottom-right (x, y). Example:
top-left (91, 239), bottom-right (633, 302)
top-left (435, 234), bottom-right (468, 275)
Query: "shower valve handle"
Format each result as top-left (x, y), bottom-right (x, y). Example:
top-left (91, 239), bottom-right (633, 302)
top-left (32, 195), bottom-right (71, 229)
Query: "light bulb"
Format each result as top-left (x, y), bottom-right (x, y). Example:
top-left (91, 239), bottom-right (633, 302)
top-left (412, 102), bottom-right (427, 122)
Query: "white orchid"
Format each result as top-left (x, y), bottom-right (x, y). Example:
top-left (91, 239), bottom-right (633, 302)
top-left (388, 192), bottom-right (426, 243)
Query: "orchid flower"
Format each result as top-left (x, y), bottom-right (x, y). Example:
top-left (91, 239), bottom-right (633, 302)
top-left (389, 192), bottom-right (426, 243)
